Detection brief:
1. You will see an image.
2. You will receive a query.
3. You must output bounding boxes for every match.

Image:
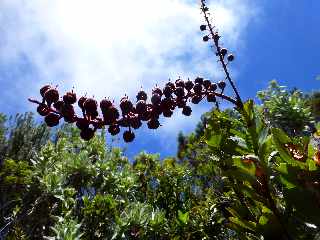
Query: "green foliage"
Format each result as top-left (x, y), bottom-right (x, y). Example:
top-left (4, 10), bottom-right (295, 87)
top-left (257, 80), bottom-right (313, 136)
top-left (1, 82), bottom-right (320, 239)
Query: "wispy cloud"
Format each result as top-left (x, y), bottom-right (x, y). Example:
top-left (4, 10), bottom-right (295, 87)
top-left (0, 0), bottom-right (256, 156)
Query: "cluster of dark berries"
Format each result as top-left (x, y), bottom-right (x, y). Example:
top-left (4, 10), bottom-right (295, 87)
top-left (30, 78), bottom-right (233, 143)
top-left (199, 1), bottom-right (235, 63)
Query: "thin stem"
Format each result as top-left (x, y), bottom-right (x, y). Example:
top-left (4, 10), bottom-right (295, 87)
top-left (200, 0), bottom-right (243, 109)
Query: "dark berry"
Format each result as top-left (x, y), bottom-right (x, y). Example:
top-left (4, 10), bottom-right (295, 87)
top-left (84, 98), bottom-right (98, 113)
top-left (76, 118), bottom-right (90, 130)
top-left (161, 98), bottom-right (175, 111)
top-left (207, 93), bottom-right (216, 102)
top-left (191, 95), bottom-right (202, 104)
top-left (175, 79), bottom-right (185, 88)
top-left (44, 113), bottom-right (60, 127)
top-left (53, 100), bottom-right (64, 111)
top-left (176, 99), bottom-right (186, 108)
top-left (152, 87), bottom-right (163, 96)
top-left (100, 98), bottom-right (112, 112)
top-left (193, 83), bottom-right (203, 94)
top-left (209, 83), bottom-right (218, 92)
top-left (120, 97), bottom-right (133, 114)
top-left (195, 77), bottom-right (204, 85)
top-left (203, 35), bottom-right (209, 42)
top-left (118, 118), bottom-right (129, 127)
top-left (80, 128), bottom-right (95, 141)
top-left (63, 91), bottom-right (77, 104)
top-left (103, 106), bottom-right (120, 124)
top-left (40, 85), bottom-right (51, 97)
top-left (136, 100), bottom-right (147, 114)
top-left (174, 87), bottom-right (185, 97)
top-left (163, 110), bottom-right (173, 118)
top-left (185, 80), bottom-right (194, 91)
top-left (220, 48), bottom-right (228, 57)
top-left (227, 54), bottom-right (235, 62)
top-left (218, 81), bottom-right (226, 90)
top-left (78, 96), bottom-right (87, 109)
top-left (163, 86), bottom-right (173, 98)
top-left (151, 93), bottom-right (161, 105)
top-left (147, 118), bottom-right (160, 129)
top-left (182, 106), bottom-right (192, 116)
top-left (203, 79), bottom-right (212, 89)
top-left (44, 88), bottom-right (59, 104)
top-left (200, 25), bottom-right (206, 31)
top-left (130, 115), bottom-right (142, 129)
top-left (136, 90), bottom-right (147, 101)
top-left (60, 103), bottom-right (74, 118)
top-left (123, 130), bottom-right (135, 143)
top-left (108, 124), bottom-right (120, 136)
top-left (166, 81), bottom-right (175, 90)
top-left (140, 108), bottom-right (152, 121)
top-left (37, 105), bottom-right (50, 116)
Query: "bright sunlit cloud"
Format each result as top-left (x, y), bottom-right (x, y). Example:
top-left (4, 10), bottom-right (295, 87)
top-left (0, 0), bottom-right (256, 155)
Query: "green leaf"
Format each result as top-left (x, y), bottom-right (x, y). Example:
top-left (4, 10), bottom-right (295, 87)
top-left (178, 210), bottom-right (189, 225)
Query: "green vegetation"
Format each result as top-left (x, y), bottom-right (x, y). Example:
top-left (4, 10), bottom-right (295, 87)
top-left (1, 83), bottom-right (320, 239)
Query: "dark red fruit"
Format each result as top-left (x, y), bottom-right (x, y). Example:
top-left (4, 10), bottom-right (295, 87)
top-left (130, 115), bottom-right (142, 129)
top-left (100, 98), bottom-right (112, 112)
top-left (44, 88), bottom-right (59, 104)
top-left (53, 100), bottom-right (64, 111)
top-left (174, 87), bottom-right (184, 97)
top-left (103, 106), bottom-right (120, 124)
top-left (84, 98), bottom-right (98, 113)
top-left (163, 110), bottom-right (173, 118)
top-left (136, 100), bottom-right (147, 114)
top-left (161, 98), bottom-right (175, 111)
top-left (76, 118), bottom-right (90, 130)
top-left (78, 96), bottom-right (87, 109)
top-left (151, 93), bottom-right (161, 105)
top-left (200, 25), bottom-right (206, 31)
top-left (195, 77), bottom-right (204, 85)
top-left (166, 81), bottom-right (175, 90)
top-left (193, 83), bottom-right (203, 94)
top-left (209, 83), bottom-right (218, 92)
top-left (203, 79), bottom-right (212, 89)
top-left (191, 95), bottom-right (202, 104)
top-left (80, 127), bottom-right (95, 141)
top-left (147, 118), bottom-right (160, 129)
top-left (185, 80), bottom-right (194, 91)
top-left (163, 86), bottom-right (173, 98)
top-left (60, 103), bottom-right (74, 118)
top-left (227, 54), bottom-right (235, 62)
top-left (108, 124), bottom-right (120, 136)
top-left (182, 106), bottom-right (192, 116)
top-left (63, 91), bottom-right (77, 104)
top-left (136, 90), bottom-right (147, 101)
top-left (118, 118), bottom-right (129, 127)
top-left (203, 35), bottom-right (209, 42)
top-left (44, 113), bottom-right (60, 127)
top-left (152, 87), bottom-right (163, 96)
top-left (120, 97), bottom-right (133, 114)
top-left (40, 85), bottom-right (51, 97)
top-left (207, 93), bottom-right (217, 102)
top-left (123, 130), bottom-right (135, 143)
top-left (175, 79), bottom-right (185, 88)
top-left (176, 99), bottom-right (186, 108)
top-left (218, 81), bottom-right (226, 90)
top-left (220, 48), bottom-right (228, 57)
top-left (140, 108), bottom-right (152, 121)
top-left (37, 105), bottom-right (50, 116)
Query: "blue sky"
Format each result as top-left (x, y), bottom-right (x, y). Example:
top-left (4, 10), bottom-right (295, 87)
top-left (0, 0), bottom-right (319, 159)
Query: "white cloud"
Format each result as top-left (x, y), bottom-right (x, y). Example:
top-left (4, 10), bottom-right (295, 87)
top-left (0, 0), bottom-right (256, 155)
